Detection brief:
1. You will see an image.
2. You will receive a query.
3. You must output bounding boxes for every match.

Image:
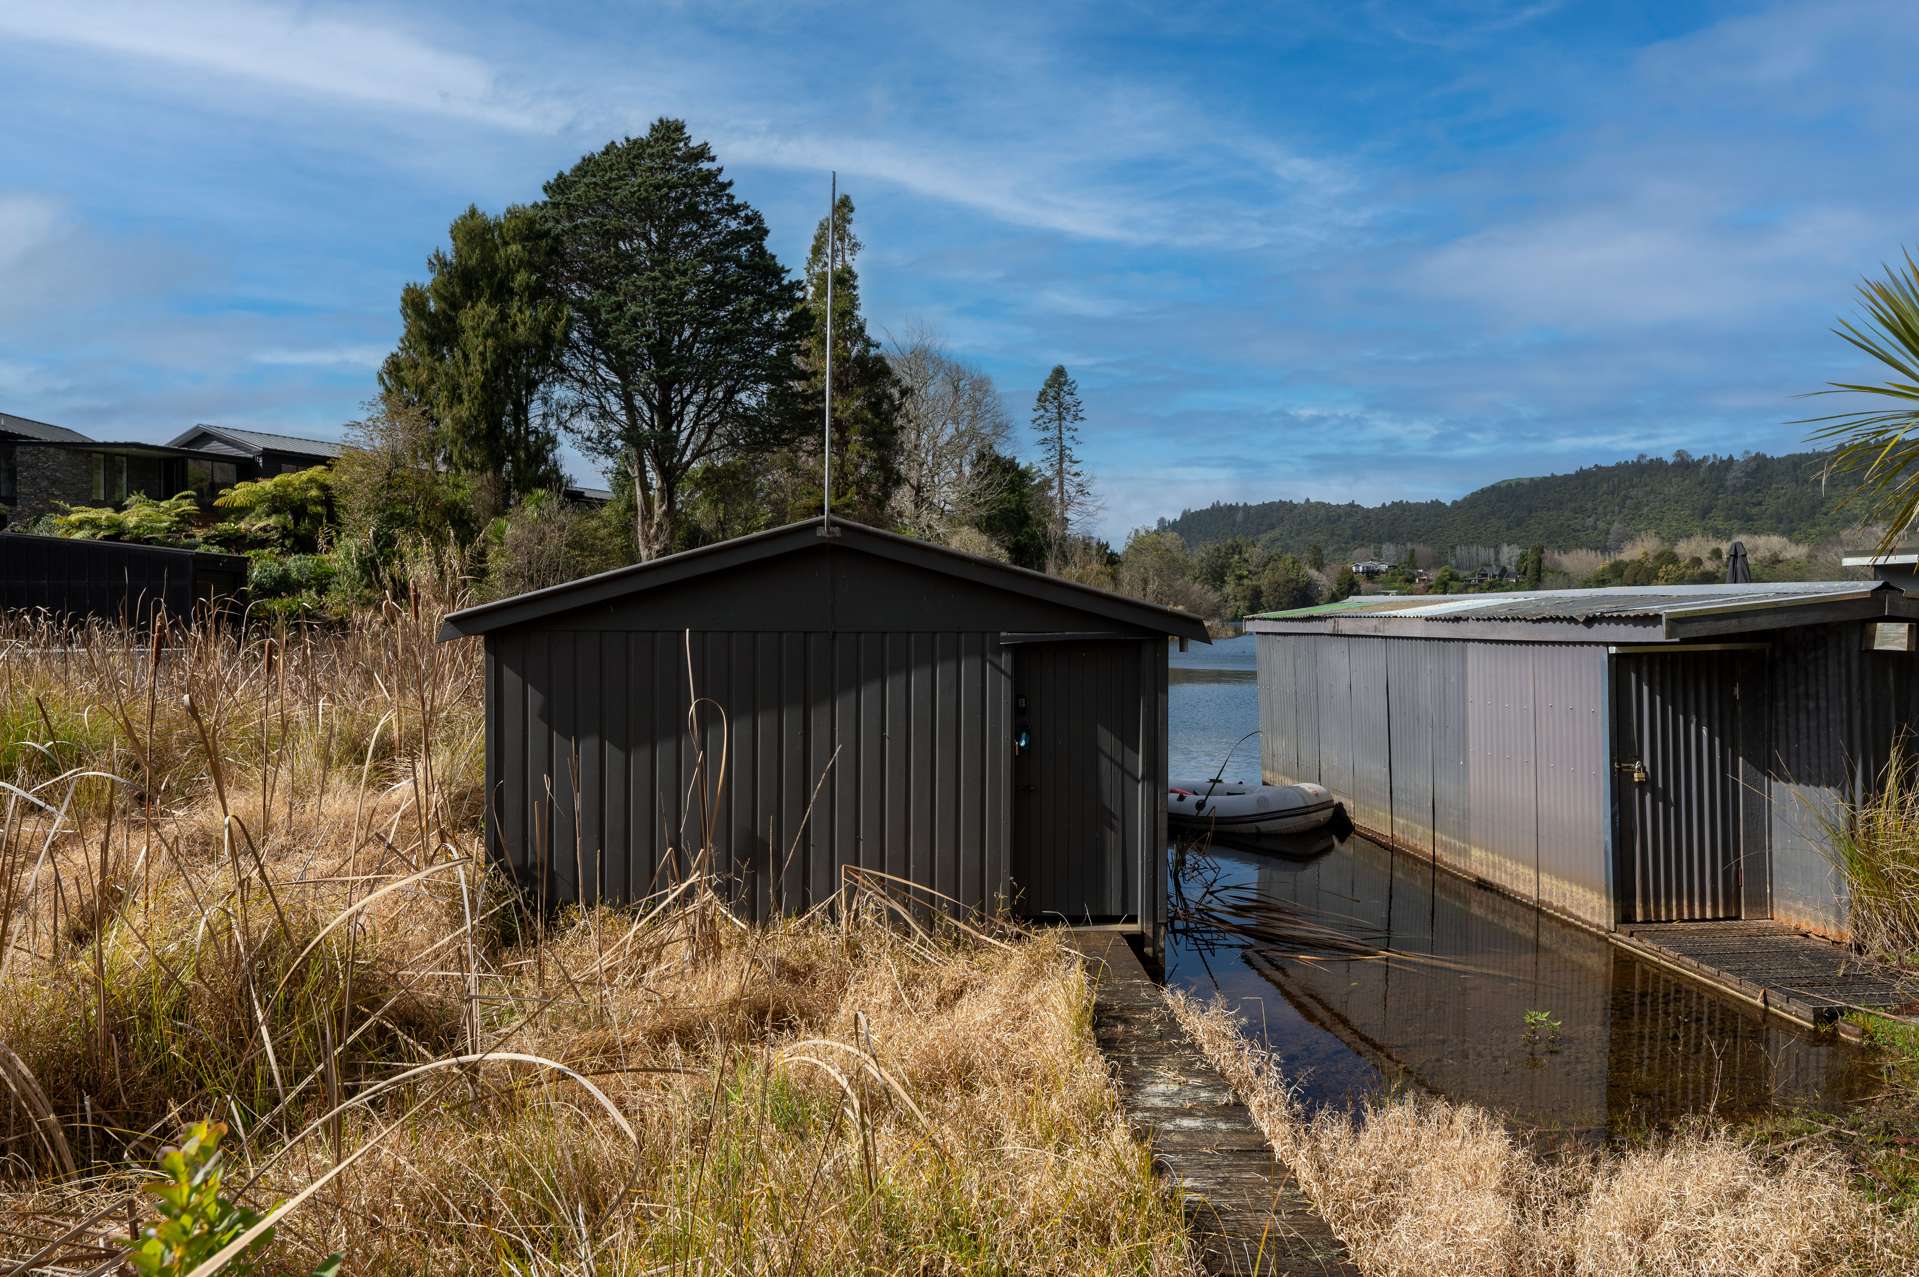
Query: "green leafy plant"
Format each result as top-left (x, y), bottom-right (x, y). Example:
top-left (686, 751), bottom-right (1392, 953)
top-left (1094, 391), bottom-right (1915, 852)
top-left (1522, 1009), bottom-right (1562, 1052)
top-left (129, 1121), bottom-right (340, 1277)
top-left (1803, 251), bottom-right (1919, 550)
top-left (53, 492), bottom-right (202, 546)
top-left (213, 467), bottom-right (335, 553)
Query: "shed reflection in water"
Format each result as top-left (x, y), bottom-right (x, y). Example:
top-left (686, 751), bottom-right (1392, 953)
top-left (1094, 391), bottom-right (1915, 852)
top-left (1165, 833), bottom-right (1878, 1137)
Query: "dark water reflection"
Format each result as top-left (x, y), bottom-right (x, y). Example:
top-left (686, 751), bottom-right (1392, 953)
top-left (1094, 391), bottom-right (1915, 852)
top-left (1165, 633), bottom-right (1878, 1137)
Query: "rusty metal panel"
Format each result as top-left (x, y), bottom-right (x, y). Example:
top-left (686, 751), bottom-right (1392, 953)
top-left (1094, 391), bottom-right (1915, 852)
top-left (1386, 639), bottom-right (1436, 857)
top-left (1348, 638), bottom-right (1393, 832)
top-left (1466, 641), bottom-right (1538, 901)
top-left (1534, 644), bottom-right (1611, 926)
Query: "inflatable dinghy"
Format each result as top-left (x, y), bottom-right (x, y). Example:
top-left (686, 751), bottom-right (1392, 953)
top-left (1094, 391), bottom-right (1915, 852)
top-left (1167, 779), bottom-right (1338, 836)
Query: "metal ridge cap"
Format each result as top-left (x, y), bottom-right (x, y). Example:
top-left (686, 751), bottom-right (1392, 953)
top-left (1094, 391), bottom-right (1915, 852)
top-left (1658, 585), bottom-right (1882, 622)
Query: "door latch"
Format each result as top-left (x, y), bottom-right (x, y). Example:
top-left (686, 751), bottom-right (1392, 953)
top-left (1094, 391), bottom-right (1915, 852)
top-left (1614, 759), bottom-right (1648, 784)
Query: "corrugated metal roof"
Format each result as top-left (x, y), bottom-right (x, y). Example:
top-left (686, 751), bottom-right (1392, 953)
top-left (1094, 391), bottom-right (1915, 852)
top-left (167, 424), bottom-right (347, 459)
top-left (0, 411), bottom-right (91, 443)
top-left (1255, 581), bottom-right (1879, 624)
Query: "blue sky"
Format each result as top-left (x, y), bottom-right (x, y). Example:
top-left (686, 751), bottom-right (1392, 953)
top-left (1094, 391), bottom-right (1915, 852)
top-left (2, 0), bottom-right (1912, 540)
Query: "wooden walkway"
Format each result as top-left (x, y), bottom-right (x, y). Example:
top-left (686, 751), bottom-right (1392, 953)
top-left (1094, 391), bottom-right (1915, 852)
top-left (1068, 930), bottom-right (1357, 1277)
top-left (1617, 921), bottom-right (1915, 1035)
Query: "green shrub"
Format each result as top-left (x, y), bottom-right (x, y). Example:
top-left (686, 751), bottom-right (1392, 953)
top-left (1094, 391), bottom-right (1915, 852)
top-left (129, 1120), bottom-right (340, 1277)
top-left (53, 492), bottom-right (202, 546)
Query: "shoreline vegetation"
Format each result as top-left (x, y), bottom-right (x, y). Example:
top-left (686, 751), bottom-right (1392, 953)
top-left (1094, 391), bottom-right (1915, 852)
top-left (1168, 992), bottom-right (1919, 1277)
top-left (0, 599), bottom-right (1191, 1276)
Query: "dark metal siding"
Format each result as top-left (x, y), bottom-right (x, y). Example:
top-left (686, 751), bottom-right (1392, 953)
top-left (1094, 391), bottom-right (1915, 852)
top-left (1766, 624), bottom-right (1919, 937)
top-left (479, 543), bottom-right (1170, 951)
top-left (1011, 640), bottom-right (1155, 925)
top-left (1612, 652), bottom-right (1754, 922)
top-left (0, 531), bottom-right (246, 622)
top-left (490, 627), bottom-right (1015, 920)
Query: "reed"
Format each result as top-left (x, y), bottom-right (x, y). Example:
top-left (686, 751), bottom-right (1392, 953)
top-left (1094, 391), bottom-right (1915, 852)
top-left (1820, 742), bottom-right (1919, 971)
top-left (0, 596), bottom-right (1191, 1277)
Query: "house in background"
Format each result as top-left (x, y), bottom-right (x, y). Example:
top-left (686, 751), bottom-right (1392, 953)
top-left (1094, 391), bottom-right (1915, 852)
top-left (0, 412), bottom-right (346, 525)
top-left (4, 409), bottom-right (612, 525)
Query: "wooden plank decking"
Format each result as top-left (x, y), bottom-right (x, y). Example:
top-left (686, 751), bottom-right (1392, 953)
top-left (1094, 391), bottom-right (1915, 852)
top-left (1068, 930), bottom-right (1357, 1277)
top-left (1617, 921), bottom-right (1915, 1034)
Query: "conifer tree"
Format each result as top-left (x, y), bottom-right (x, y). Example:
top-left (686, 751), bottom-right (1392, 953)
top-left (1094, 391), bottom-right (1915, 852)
top-left (1031, 364), bottom-right (1090, 567)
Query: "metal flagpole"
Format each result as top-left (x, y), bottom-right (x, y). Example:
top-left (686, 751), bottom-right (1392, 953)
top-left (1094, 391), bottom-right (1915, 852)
top-left (823, 171), bottom-right (835, 532)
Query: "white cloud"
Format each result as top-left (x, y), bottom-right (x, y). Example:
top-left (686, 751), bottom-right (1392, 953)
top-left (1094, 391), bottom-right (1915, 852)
top-left (251, 345), bottom-right (389, 368)
top-left (0, 2), bottom-right (561, 131)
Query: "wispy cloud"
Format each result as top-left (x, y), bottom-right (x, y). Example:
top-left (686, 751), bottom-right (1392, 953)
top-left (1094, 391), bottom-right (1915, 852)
top-left (0, 1), bottom-right (563, 131)
top-left (251, 345), bottom-right (389, 368)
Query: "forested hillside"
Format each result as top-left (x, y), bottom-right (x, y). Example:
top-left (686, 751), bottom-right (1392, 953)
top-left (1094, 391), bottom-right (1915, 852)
top-left (1161, 451), bottom-right (1864, 553)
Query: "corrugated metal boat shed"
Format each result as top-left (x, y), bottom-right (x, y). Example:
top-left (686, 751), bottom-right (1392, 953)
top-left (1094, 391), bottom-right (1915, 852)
top-left (440, 517), bottom-right (1206, 955)
top-left (1249, 581), bottom-right (1919, 936)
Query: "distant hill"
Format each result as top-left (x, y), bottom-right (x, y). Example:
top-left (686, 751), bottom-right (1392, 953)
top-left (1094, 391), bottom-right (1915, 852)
top-left (1159, 450), bottom-right (1866, 555)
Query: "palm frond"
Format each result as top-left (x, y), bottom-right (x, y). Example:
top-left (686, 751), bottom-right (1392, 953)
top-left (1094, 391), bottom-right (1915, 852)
top-left (1798, 250), bottom-right (1919, 551)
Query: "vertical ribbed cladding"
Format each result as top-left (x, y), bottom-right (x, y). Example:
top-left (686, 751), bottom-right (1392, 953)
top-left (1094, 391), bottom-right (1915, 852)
top-left (1316, 636), bottom-right (1356, 803)
top-left (1386, 638), bottom-right (1436, 858)
top-left (1431, 642), bottom-right (1470, 872)
top-left (1008, 640), bottom-right (1149, 924)
top-left (485, 629), bottom-right (1016, 924)
top-left (1254, 630), bottom-right (1611, 930)
top-left (1613, 651), bottom-right (1747, 922)
top-left (1769, 627), bottom-right (1864, 937)
top-left (1349, 638), bottom-right (1394, 832)
top-left (1535, 644), bottom-right (1610, 923)
top-left (1767, 620), bottom-right (1919, 939)
top-left (1466, 639), bottom-right (1538, 899)
top-left (1256, 633), bottom-right (1298, 782)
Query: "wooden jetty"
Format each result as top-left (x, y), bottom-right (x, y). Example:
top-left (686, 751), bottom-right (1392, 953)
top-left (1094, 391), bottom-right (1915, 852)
top-left (1068, 930), bottom-right (1357, 1277)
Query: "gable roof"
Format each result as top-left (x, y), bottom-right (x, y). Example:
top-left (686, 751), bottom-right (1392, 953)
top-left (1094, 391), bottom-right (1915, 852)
top-left (439, 516), bottom-right (1211, 642)
top-left (166, 424), bottom-right (347, 460)
top-left (0, 411), bottom-right (91, 443)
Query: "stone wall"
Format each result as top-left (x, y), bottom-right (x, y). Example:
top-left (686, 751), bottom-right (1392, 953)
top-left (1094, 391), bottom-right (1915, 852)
top-left (7, 445), bottom-right (94, 525)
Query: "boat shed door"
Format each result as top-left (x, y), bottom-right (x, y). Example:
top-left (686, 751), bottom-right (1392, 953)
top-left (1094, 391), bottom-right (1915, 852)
top-left (1611, 649), bottom-right (1768, 923)
top-left (1010, 639), bottom-right (1143, 924)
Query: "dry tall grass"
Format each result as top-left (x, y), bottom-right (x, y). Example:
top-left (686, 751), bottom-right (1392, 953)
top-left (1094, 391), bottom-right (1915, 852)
top-left (1821, 743), bottom-right (1919, 971)
top-left (1169, 993), bottom-right (1919, 1277)
top-left (0, 601), bottom-right (1192, 1276)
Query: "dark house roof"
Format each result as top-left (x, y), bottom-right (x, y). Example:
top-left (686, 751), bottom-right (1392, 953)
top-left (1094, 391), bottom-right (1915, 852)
top-left (439, 516), bottom-right (1212, 643)
top-left (0, 411), bottom-right (92, 443)
top-left (166, 424), bottom-right (347, 461)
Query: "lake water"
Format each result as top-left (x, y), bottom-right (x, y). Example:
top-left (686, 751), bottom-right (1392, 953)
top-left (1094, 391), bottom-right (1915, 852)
top-left (1164, 635), bottom-right (1877, 1138)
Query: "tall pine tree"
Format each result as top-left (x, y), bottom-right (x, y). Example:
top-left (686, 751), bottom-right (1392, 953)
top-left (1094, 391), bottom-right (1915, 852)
top-left (1031, 364), bottom-right (1090, 568)
top-left (542, 120), bottom-right (805, 559)
top-left (379, 204), bottom-right (568, 516)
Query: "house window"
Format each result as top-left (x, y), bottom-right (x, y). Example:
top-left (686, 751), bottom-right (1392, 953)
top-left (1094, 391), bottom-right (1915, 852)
top-left (0, 444), bottom-right (15, 507)
top-left (91, 455), bottom-right (128, 503)
top-left (186, 458), bottom-right (240, 502)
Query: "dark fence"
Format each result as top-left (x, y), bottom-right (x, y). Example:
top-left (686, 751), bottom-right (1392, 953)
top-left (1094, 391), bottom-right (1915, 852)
top-left (0, 532), bottom-right (248, 624)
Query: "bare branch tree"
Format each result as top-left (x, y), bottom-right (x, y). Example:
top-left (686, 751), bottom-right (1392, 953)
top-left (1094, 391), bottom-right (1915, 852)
top-left (885, 331), bottom-right (1012, 537)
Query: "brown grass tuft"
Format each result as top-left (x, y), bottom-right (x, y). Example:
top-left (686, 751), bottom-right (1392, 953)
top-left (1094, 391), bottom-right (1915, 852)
top-left (1169, 991), bottom-right (1919, 1277)
top-left (0, 602), bottom-right (1194, 1276)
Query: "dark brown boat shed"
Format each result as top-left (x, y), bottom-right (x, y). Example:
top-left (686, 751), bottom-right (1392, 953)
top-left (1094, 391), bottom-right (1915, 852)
top-left (439, 517), bottom-right (1206, 954)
